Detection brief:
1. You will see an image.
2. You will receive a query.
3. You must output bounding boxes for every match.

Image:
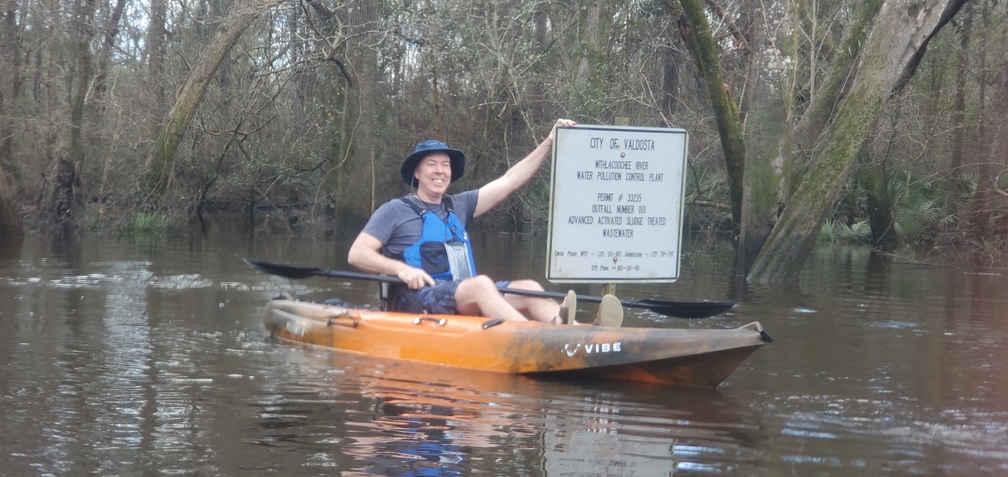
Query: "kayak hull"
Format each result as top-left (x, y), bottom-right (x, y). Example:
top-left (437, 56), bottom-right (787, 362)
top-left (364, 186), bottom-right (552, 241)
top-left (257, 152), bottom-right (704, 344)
top-left (264, 299), bottom-right (769, 387)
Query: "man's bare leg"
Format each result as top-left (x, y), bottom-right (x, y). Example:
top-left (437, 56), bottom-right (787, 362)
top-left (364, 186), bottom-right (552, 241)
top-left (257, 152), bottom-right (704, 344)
top-left (453, 275), bottom-right (529, 321)
top-left (500, 279), bottom-right (561, 323)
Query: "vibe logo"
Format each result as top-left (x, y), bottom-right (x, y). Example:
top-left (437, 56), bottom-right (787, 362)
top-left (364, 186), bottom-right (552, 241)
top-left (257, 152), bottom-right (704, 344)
top-left (563, 342), bottom-right (622, 357)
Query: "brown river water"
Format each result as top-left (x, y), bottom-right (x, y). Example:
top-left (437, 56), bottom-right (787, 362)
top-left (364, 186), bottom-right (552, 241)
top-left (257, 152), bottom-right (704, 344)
top-left (1, 221), bottom-right (1006, 476)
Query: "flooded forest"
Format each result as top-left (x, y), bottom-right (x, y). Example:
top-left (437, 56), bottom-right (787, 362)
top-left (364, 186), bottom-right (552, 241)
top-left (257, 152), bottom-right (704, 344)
top-left (0, 0), bottom-right (1005, 282)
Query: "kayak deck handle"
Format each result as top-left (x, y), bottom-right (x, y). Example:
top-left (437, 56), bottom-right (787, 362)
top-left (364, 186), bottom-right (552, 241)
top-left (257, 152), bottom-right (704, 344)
top-left (326, 311), bottom-right (357, 328)
top-left (413, 316), bottom-right (447, 327)
top-left (481, 318), bottom-right (505, 329)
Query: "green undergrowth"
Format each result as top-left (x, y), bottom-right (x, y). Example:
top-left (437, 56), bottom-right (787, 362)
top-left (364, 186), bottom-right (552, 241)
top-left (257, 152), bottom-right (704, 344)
top-left (125, 211), bottom-right (169, 238)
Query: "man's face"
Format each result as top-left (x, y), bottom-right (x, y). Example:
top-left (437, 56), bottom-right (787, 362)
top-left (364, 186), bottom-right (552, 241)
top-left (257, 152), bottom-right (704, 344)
top-left (414, 152), bottom-right (452, 196)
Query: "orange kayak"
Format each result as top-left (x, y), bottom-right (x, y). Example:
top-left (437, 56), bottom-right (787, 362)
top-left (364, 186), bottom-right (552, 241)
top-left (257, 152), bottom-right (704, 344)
top-left (264, 299), bottom-right (771, 387)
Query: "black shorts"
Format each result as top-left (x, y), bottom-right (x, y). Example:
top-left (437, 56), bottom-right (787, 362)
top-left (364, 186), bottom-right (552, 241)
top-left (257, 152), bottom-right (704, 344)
top-left (393, 279), bottom-right (510, 314)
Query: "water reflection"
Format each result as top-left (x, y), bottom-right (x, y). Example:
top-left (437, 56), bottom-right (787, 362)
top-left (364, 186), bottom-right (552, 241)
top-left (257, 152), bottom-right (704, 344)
top-left (245, 342), bottom-right (770, 475)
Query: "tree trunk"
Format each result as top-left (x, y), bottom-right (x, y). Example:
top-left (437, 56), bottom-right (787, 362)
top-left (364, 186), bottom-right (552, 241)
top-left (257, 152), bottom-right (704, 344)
top-left (568, 0), bottom-right (609, 118)
top-left (69, 0), bottom-right (97, 165)
top-left (147, 0), bottom-right (167, 106)
top-left (966, 55), bottom-right (1008, 238)
top-left (670, 0), bottom-right (745, 233)
top-left (735, 0), bottom-right (790, 277)
top-left (93, 0), bottom-right (127, 202)
top-left (49, 156), bottom-right (80, 238)
top-left (144, 0), bottom-right (283, 196)
top-left (1, 0), bottom-right (23, 193)
top-left (660, 45), bottom-right (683, 117)
top-left (747, 0), bottom-right (967, 284)
top-left (785, 0), bottom-right (883, 193)
top-left (977, 0), bottom-right (992, 144)
top-left (92, 0), bottom-right (128, 102)
top-left (858, 129), bottom-right (898, 252)
top-left (331, 0), bottom-right (381, 220)
top-left (0, 159), bottom-right (18, 242)
top-left (948, 1), bottom-right (970, 180)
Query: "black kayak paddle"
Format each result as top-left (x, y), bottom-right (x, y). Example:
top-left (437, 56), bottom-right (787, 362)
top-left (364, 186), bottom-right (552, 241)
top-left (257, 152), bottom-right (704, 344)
top-left (244, 258), bottom-right (735, 319)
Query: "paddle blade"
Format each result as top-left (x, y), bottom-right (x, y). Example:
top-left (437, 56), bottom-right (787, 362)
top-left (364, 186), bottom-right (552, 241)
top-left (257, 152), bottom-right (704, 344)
top-left (244, 258), bottom-right (324, 279)
top-left (628, 299), bottom-right (735, 319)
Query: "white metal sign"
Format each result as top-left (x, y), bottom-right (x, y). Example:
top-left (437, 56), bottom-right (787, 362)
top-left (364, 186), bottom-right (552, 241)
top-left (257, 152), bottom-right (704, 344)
top-left (546, 125), bottom-right (688, 282)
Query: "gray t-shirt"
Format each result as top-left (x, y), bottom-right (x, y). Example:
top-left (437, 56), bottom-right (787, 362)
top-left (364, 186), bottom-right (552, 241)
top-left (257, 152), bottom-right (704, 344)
top-left (361, 190), bottom-right (479, 256)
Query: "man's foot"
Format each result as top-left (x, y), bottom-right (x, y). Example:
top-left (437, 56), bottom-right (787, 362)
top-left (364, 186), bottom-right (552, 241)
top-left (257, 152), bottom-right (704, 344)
top-left (593, 294), bottom-right (623, 327)
top-left (557, 290), bottom-right (578, 325)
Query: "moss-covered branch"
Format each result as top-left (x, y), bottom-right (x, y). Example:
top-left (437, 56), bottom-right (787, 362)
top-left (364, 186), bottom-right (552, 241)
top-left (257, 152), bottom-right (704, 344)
top-left (669, 0), bottom-right (745, 232)
top-left (144, 0), bottom-right (283, 196)
top-left (748, 0), bottom-right (968, 283)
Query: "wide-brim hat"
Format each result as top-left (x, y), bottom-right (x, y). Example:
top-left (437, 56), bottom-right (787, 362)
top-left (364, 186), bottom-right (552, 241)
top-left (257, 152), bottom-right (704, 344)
top-left (400, 139), bottom-right (466, 187)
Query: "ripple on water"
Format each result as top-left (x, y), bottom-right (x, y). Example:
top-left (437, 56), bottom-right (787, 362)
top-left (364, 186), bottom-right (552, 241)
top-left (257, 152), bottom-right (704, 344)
top-left (5, 235), bottom-right (1008, 475)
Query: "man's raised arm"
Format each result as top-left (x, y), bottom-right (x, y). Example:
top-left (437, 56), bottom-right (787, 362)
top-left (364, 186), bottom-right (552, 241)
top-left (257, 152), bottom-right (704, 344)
top-left (474, 119), bottom-right (575, 217)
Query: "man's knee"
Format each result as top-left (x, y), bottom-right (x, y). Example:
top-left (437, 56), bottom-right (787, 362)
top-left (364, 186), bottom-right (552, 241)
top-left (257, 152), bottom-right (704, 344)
top-left (458, 275), bottom-right (496, 295)
top-left (506, 279), bottom-right (544, 292)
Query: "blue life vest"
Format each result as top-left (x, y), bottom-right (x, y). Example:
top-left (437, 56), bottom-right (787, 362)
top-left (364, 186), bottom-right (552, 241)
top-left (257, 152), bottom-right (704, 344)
top-left (399, 195), bottom-right (477, 281)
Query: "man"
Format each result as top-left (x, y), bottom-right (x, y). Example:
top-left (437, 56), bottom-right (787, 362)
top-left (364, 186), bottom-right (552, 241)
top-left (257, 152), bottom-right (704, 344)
top-left (347, 119), bottom-right (622, 326)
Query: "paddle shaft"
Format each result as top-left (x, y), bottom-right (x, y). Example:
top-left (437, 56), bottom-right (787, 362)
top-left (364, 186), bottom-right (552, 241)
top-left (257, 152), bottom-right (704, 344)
top-left (252, 261), bottom-right (604, 301)
top-left (244, 258), bottom-right (734, 318)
